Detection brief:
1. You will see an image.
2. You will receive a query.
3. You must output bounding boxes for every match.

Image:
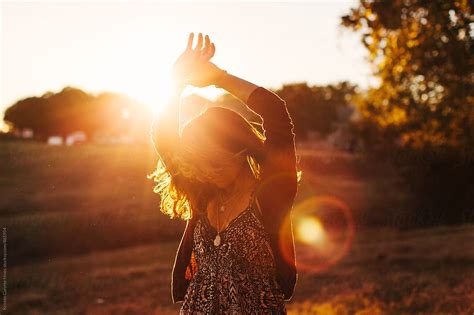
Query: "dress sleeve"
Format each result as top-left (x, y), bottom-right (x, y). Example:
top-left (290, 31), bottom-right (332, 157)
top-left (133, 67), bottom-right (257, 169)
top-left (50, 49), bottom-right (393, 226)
top-left (246, 87), bottom-right (298, 212)
top-left (171, 217), bottom-right (197, 303)
top-left (246, 87), bottom-right (298, 298)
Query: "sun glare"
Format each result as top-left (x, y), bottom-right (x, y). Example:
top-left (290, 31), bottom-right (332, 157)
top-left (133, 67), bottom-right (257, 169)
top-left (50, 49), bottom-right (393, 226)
top-left (117, 30), bottom-right (179, 116)
top-left (114, 29), bottom-right (227, 117)
top-left (105, 28), bottom-right (194, 117)
top-left (296, 216), bottom-right (326, 245)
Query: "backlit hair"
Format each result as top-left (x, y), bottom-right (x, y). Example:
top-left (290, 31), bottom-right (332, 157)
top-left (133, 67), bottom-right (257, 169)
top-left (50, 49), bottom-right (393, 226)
top-left (148, 106), bottom-right (268, 221)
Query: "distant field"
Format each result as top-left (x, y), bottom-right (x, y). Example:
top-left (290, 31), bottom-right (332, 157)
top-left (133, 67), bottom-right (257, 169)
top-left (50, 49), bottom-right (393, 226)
top-left (1, 141), bottom-right (185, 265)
top-left (2, 141), bottom-right (473, 314)
top-left (2, 141), bottom-right (401, 265)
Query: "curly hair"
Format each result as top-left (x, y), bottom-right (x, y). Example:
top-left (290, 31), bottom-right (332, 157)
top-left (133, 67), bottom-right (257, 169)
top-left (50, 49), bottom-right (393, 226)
top-left (147, 106), bottom-right (269, 221)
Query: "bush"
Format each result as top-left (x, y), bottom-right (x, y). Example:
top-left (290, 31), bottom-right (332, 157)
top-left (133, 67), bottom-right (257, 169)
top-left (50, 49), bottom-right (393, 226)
top-left (381, 146), bottom-right (474, 228)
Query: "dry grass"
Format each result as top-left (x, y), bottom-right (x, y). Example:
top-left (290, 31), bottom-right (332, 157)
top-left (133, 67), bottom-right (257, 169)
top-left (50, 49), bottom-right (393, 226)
top-left (6, 224), bottom-right (474, 314)
top-left (2, 142), bottom-right (474, 314)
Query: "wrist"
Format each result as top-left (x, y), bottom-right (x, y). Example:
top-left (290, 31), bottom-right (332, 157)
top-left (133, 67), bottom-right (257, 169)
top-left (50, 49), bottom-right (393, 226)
top-left (213, 69), bottom-right (229, 89)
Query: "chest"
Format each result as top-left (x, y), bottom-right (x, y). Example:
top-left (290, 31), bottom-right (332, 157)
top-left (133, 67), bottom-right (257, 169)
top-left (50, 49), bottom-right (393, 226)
top-left (193, 206), bottom-right (276, 271)
top-left (205, 192), bottom-right (255, 231)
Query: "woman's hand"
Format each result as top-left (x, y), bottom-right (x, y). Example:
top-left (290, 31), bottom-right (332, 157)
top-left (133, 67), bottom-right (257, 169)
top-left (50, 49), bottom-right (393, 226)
top-left (171, 32), bottom-right (227, 88)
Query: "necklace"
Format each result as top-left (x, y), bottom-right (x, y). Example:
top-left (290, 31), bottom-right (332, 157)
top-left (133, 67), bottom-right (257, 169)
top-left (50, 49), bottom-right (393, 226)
top-left (212, 181), bottom-right (257, 246)
top-left (213, 199), bottom-right (233, 246)
top-left (213, 184), bottom-right (243, 246)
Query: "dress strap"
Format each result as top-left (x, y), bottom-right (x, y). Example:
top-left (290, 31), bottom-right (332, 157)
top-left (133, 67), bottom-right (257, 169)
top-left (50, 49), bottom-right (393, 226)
top-left (254, 195), bottom-right (263, 216)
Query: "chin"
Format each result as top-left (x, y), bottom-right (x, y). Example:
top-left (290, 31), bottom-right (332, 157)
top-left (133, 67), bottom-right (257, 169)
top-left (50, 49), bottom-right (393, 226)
top-left (212, 178), bottom-right (233, 189)
top-left (215, 181), bottom-right (229, 189)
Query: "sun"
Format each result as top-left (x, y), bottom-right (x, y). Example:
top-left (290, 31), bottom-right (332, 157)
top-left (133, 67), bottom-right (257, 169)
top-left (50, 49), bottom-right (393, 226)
top-left (113, 29), bottom-right (225, 118)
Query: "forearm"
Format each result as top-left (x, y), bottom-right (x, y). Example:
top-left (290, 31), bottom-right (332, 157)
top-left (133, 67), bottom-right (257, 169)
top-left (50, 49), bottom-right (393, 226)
top-left (151, 84), bottom-right (185, 155)
top-left (162, 83), bottom-right (184, 131)
top-left (214, 71), bottom-right (259, 105)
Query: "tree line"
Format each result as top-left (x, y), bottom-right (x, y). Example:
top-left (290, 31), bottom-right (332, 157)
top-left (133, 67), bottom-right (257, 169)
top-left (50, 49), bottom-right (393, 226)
top-left (3, 87), bottom-right (152, 141)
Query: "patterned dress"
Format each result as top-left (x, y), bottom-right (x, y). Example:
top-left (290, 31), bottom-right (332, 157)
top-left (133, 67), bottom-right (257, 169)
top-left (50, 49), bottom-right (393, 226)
top-left (179, 189), bottom-right (287, 314)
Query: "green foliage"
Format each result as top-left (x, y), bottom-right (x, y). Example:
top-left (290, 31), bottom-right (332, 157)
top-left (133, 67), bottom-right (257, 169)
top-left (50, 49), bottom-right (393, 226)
top-left (276, 82), bottom-right (359, 140)
top-left (341, 0), bottom-right (473, 150)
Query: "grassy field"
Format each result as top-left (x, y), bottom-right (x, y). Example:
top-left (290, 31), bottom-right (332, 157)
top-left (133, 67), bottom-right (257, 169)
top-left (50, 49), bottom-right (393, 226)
top-left (2, 141), bottom-right (474, 314)
top-left (6, 224), bottom-right (474, 314)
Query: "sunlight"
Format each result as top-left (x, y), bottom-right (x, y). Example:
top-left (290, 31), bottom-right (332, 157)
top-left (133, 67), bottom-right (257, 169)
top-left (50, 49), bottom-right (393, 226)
top-left (296, 216), bottom-right (326, 245)
top-left (117, 29), bottom-right (225, 117)
top-left (121, 108), bottom-right (130, 120)
top-left (0, 122), bottom-right (10, 133)
top-left (2, 2), bottom-right (367, 124)
top-left (116, 28), bottom-right (180, 115)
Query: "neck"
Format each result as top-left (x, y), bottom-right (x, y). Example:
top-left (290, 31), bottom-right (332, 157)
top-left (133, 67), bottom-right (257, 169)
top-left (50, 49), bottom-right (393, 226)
top-left (216, 168), bottom-right (256, 202)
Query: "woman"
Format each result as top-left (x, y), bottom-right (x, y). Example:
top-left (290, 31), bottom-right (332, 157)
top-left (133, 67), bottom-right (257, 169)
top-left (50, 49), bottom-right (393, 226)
top-left (149, 32), bottom-right (302, 314)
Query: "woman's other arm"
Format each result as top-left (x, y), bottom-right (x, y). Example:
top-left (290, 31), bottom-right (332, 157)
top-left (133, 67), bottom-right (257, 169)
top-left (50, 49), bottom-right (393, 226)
top-left (215, 71), bottom-right (298, 223)
top-left (214, 72), bottom-right (297, 176)
top-left (213, 71), bottom-right (259, 105)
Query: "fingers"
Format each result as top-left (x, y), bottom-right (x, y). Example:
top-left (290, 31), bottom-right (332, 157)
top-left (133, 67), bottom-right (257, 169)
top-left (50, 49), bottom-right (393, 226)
top-left (209, 43), bottom-right (216, 59)
top-left (186, 32), bottom-right (215, 60)
top-left (201, 36), bottom-right (216, 61)
top-left (201, 34), bottom-right (211, 56)
top-left (194, 33), bottom-right (203, 55)
top-left (185, 32), bottom-right (194, 51)
top-left (203, 42), bottom-right (215, 60)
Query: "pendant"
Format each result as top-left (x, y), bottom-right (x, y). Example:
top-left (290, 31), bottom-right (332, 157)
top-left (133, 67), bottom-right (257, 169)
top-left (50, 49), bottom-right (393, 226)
top-left (219, 205), bottom-right (225, 212)
top-left (214, 233), bottom-right (221, 246)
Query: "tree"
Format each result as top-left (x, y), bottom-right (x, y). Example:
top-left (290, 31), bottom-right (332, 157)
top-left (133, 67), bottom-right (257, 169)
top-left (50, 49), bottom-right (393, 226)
top-left (4, 86), bottom-right (151, 141)
top-left (341, 0), bottom-right (473, 151)
top-left (275, 82), bottom-right (358, 140)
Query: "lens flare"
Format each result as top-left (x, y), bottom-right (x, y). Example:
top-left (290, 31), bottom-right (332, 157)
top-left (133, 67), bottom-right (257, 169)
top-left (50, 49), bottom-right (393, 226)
top-left (296, 216), bottom-right (326, 245)
top-left (278, 195), bottom-right (356, 274)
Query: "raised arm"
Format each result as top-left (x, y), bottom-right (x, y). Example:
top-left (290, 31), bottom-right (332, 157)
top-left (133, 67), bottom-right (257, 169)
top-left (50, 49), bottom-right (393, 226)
top-left (151, 32), bottom-right (219, 170)
top-left (150, 84), bottom-right (183, 170)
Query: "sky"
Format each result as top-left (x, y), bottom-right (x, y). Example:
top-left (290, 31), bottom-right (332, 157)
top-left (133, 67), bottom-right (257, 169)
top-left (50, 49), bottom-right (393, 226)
top-left (1, 0), bottom-right (374, 128)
